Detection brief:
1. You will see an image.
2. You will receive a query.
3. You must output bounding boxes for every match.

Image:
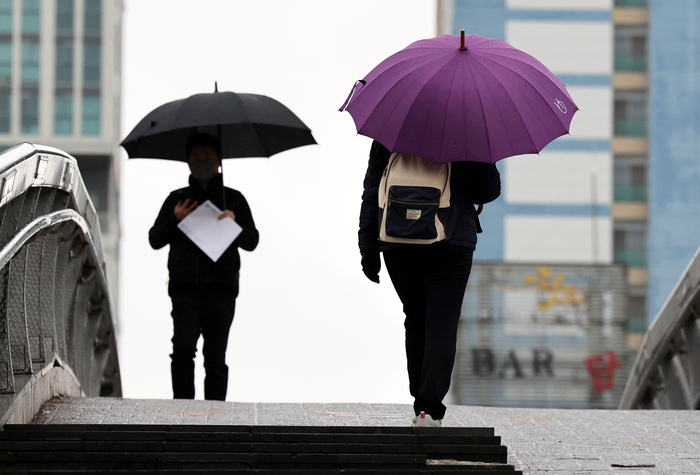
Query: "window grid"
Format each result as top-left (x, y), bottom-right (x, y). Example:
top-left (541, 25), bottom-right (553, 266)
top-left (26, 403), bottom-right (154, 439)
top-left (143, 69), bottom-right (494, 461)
top-left (55, 0), bottom-right (74, 135)
top-left (21, 1), bottom-right (41, 134)
top-left (82, 0), bottom-right (102, 136)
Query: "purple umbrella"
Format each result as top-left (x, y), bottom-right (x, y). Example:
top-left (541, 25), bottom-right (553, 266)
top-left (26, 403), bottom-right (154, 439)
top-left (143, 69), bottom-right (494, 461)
top-left (340, 31), bottom-right (578, 164)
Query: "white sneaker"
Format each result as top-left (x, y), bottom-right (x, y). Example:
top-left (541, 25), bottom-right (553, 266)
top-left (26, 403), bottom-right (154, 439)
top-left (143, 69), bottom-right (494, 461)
top-left (412, 411), bottom-right (442, 427)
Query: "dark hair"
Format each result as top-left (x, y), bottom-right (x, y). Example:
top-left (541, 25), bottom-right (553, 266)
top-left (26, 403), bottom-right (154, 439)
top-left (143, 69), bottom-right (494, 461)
top-left (186, 132), bottom-right (221, 159)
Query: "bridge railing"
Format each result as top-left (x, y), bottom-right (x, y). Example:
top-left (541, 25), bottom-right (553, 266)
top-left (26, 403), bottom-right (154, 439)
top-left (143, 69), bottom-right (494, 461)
top-left (619, 246), bottom-right (700, 409)
top-left (0, 143), bottom-right (120, 425)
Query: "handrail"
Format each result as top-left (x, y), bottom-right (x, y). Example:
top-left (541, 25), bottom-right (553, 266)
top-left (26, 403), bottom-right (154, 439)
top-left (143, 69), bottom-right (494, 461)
top-left (0, 210), bottom-right (92, 271)
top-left (618, 244), bottom-right (700, 409)
top-left (0, 143), bottom-right (120, 426)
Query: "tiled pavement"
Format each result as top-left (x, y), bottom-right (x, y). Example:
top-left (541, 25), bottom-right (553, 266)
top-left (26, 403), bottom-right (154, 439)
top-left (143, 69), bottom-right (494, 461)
top-left (31, 397), bottom-right (700, 474)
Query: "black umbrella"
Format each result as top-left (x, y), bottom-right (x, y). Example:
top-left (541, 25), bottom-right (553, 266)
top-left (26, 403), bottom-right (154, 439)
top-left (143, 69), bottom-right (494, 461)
top-left (121, 85), bottom-right (316, 206)
top-left (121, 85), bottom-right (316, 162)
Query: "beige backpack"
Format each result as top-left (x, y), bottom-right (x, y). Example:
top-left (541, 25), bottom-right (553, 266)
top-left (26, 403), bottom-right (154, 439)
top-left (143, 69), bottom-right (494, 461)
top-left (378, 153), bottom-right (452, 244)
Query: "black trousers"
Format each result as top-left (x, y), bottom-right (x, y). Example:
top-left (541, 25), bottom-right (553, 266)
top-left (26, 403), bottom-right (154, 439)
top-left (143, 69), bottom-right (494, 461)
top-left (383, 245), bottom-right (473, 420)
top-left (169, 287), bottom-right (237, 400)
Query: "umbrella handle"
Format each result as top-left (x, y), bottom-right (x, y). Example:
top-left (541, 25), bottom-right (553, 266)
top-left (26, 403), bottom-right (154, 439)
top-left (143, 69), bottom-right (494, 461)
top-left (339, 80), bottom-right (367, 112)
top-left (476, 204), bottom-right (483, 215)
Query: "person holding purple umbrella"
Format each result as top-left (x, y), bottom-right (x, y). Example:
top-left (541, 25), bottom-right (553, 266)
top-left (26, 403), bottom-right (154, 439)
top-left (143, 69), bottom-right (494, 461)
top-left (359, 140), bottom-right (501, 427)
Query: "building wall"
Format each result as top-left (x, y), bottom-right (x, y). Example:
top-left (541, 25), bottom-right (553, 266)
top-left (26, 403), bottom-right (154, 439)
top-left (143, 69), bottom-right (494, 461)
top-left (0, 0), bottom-right (122, 321)
top-left (453, 262), bottom-right (628, 409)
top-left (647, 1), bottom-right (700, 322)
top-left (439, 0), bottom-right (640, 408)
top-left (447, 0), bottom-right (614, 266)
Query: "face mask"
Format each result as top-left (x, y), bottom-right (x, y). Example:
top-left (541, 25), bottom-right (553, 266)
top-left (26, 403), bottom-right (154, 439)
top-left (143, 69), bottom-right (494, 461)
top-left (190, 161), bottom-right (219, 182)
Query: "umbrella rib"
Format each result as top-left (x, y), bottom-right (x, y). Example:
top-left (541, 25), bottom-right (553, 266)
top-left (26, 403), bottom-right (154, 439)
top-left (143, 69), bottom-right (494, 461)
top-left (364, 52), bottom-right (456, 148)
top-left (464, 56), bottom-right (495, 161)
top-left (439, 58), bottom-right (464, 161)
top-left (474, 51), bottom-right (574, 130)
top-left (470, 53), bottom-right (560, 153)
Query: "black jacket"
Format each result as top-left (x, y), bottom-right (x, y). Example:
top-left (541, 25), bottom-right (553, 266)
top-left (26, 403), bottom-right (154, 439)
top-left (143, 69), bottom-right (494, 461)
top-left (359, 141), bottom-right (501, 252)
top-left (149, 174), bottom-right (259, 293)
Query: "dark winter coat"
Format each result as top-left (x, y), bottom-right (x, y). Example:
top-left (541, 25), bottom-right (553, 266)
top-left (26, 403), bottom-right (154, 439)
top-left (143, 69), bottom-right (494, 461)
top-left (149, 174), bottom-right (259, 294)
top-left (359, 141), bottom-right (501, 252)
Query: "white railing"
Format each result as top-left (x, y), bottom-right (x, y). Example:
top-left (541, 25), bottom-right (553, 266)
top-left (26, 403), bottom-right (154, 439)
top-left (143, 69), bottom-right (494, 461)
top-left (0, 143), bottom-right (120, 425)
top-left (619, 246), bottom-right (700, 409)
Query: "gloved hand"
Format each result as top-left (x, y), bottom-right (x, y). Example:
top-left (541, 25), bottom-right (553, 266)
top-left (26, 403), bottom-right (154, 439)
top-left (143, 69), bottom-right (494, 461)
top-left (361, 250), bottom-right (381, 283)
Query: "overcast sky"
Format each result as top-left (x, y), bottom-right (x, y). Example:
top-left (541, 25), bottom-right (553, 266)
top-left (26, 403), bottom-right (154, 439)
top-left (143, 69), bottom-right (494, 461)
top-left (118, 0), bottom-right (437, 403)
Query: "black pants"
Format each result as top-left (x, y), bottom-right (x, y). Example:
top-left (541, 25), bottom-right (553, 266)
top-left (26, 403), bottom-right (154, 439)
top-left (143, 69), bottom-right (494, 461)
top-left (170, 287), bottom-right (237, 400)
top-left (383, 245), bottom-right (473, 420)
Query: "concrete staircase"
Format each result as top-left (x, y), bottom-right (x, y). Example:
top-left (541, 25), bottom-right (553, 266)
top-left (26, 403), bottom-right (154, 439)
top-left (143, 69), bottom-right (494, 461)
top-left (0, 424), bottom-right (521, 474)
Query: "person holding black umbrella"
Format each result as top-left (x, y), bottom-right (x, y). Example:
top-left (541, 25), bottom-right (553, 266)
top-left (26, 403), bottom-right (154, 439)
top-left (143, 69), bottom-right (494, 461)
top-left (149, 132), bottom-right (259, 401)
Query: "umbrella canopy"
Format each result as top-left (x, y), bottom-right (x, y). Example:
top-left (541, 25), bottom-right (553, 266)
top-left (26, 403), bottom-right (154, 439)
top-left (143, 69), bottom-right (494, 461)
top-left (340, 32), bottom-right (578, 164)
top-left (122, 89), bottom-right (316, 161)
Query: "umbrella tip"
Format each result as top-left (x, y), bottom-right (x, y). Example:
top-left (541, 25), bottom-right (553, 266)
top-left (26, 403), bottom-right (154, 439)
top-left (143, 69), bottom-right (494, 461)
top-left (460, 29), bottom-right (467, 51)
top-left (214, 82), bottom-right (218, 93)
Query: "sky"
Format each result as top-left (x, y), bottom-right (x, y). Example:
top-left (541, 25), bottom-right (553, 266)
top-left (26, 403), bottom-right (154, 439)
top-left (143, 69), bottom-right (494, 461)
top-left (118, 0), bottom-right (437, 403)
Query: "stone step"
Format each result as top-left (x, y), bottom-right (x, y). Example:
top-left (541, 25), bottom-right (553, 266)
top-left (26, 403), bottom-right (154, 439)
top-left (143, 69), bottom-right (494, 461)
top-left (0, 424), bottom-right (521, 474)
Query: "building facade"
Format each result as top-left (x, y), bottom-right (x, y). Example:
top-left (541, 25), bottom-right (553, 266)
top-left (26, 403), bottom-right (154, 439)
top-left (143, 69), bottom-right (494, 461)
top-left (647, 1), bottom-right (700, 328)
top-left (436, 0), bottom-right (666, 407)
top-left (454, 262), bottom-right (628, 409)
top-left (0, 0), bottom-right (122, 315)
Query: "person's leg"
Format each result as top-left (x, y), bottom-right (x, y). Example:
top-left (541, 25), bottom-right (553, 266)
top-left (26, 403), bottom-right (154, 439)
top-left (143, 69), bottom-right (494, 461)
top-left (201, 290), bottom-right (237, 401)
top-left (170, 292), bottom-right (202, 399)
top-left (383, 248), bottom-right (428, 407)
top-left (415, 246), bottom-right (473, 420)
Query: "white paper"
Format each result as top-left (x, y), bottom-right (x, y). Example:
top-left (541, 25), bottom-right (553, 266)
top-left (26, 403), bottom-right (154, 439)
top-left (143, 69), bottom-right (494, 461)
top-left (177, 200), bottom-right (242, 262)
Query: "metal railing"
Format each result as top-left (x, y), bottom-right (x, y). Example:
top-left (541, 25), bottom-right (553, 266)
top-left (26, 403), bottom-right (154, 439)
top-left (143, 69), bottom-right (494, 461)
top-left (615, 54), bottom-right (647, 73)
top-left (619, 245), bottom-right (700, 409)
top-left (614, 118), bottom-right (648, 137)
top-left (615, 0), bottom-right (648, 7)
top-left (614, 184), bottom-right (647, 203)
top-left (0, 143), bottom-right (120, 425)
top-left (614, 249), bottom-right (647, 268)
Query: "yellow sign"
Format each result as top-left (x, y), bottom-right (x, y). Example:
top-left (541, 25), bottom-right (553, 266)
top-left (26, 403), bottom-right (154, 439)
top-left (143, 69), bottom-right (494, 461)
top-left (524, 266), bottom-right (586, 311)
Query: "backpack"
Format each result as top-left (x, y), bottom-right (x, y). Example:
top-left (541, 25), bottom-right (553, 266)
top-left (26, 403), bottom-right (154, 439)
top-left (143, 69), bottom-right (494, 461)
top-left (378, 153), bottom-right (452, 244)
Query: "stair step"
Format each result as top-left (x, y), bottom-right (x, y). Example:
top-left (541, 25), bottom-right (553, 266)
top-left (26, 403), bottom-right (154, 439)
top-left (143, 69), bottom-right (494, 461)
top-left (0, 432), bottom-right (500, 445)
top-left (3, 425), bottom-right (495, 435)
top-left (0, 468), bottom-right (520, 475)
top-left (0, 424), bottom-right (521, 474)
top-left (0, 441), bottom-right (507, 454)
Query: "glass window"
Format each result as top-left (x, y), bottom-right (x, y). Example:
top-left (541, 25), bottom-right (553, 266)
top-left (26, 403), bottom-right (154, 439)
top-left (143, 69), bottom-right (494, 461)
top-left (21, 88), bottom-right (39, 134)
top-left (614, 156), bottom-right (647, 202)
top-left (22, 40), bottom-right (40, 84)
top-left (83, 2), bottom-right (101, 92)
top-left (55, 41), bottom-right (73, 87)
top-left (615, 0), bottom-right (647, 6)
top-left (22, 0), bottom-right (40, 33)
top-left (615, 26), bottom-right (647, 72)
top-left (84, 0), bottom-right (101, 36)
top-left (0, 41), bottom-right (10, 87)
top-left (0, 0), bottom-right (11, 33)
top-left (82, 92), bottom-right (100, 135)
top-left (83, 40), bottom-right (100, 88)
top-left (56, 0), bottom-right (73, 34)
top-left (614, 223), bottom-right (647, 268)
top-left (614, 91), bottom-right (647, 137)
top-left (0, 90), bottom-right (9, 132)
top-left (55, 93), bottom-right (73, 135)
top-left (74, 154), bottom-right (109, 212)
